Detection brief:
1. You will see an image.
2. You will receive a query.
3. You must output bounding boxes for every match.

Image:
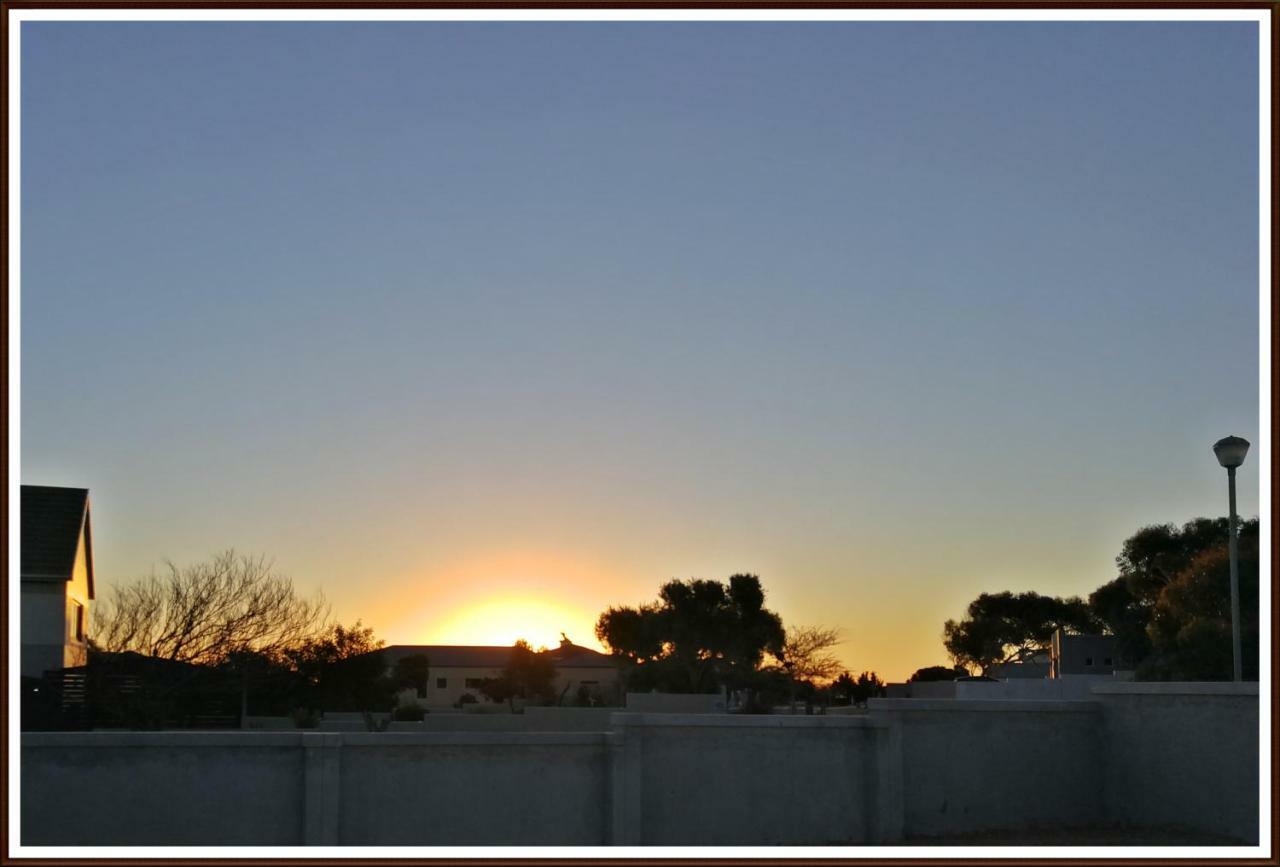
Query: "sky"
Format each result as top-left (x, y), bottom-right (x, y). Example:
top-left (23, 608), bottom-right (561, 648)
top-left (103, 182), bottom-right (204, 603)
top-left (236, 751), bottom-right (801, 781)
top-left (19, 20), bottom-right (1262, 681)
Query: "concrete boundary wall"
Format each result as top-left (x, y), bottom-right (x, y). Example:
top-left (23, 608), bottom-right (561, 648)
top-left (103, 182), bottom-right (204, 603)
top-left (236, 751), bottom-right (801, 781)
top-left (868, 699), bottom-right (1103, 838)
top-left (21, 688), bottom-right (1261, 845)
top-left (1093, 683), bottom-right (1260, 843)
top-left (608, 713), bottom-right (895, 845)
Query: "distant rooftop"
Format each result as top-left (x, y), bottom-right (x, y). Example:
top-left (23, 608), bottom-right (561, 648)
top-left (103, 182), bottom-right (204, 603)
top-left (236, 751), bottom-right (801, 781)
top-left (377, 641), bottom-right (616, 670)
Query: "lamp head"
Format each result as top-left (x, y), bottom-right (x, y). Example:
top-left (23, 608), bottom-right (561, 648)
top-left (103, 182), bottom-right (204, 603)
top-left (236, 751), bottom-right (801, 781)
top-left (1213, 435), bottom-right (1250, 469)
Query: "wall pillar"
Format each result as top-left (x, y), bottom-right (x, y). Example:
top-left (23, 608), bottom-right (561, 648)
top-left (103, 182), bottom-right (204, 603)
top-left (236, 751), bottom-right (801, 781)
top-left (608, 717), bottom-right (643, 844)
top-left (302, 733), bottom-right (343, 844)
top-left (865, 719), bottom-right (904, 843)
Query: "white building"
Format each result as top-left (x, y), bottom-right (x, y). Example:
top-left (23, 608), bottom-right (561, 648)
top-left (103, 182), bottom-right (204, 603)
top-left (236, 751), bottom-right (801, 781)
top-left (379, 638), bottom-right (620, 709)
top-left (21, 486), bottom-right (95, 678)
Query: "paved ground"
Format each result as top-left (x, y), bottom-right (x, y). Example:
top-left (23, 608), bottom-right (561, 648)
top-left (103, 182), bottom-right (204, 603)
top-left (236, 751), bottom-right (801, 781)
top-left (904, 825), bottom-right (1245, 845)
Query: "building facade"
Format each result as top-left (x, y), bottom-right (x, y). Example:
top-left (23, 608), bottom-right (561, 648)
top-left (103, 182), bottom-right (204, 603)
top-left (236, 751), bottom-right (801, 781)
top-left (378, 638), bottom-right (621, 709)
top-left (20, 486), bottom-right (96, 678)
top-left (1049, 630), bottom-right (1120, 678)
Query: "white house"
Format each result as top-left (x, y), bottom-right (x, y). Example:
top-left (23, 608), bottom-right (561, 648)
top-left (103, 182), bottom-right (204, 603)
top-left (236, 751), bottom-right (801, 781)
top-left (21, 485), bottom-right (95, 678)
top-left (379, 637), bottom-right (621, 709)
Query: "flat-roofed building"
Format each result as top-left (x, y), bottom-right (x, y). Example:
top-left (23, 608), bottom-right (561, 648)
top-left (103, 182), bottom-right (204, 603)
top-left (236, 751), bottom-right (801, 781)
top-left (1049, 630), bottom-right (1121, 678)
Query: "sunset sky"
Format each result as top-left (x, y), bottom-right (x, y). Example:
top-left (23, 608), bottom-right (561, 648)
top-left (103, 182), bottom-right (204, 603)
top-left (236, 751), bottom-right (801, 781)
top-left (19, 20), bottom-right (1262, 681)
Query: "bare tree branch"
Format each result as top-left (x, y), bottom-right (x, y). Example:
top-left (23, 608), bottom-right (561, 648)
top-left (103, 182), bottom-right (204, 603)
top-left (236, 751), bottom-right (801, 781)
top-left (92, 550), bottom-right (329, 666)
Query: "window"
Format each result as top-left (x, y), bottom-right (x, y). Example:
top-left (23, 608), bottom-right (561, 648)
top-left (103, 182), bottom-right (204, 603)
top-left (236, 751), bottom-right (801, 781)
top-left (465, 678), bottom-right (485, 688)
top-left (1104, 657), bottom-right (1113, 666)
top-left (436, 677), bottom-right (447, 689)
top-left (1084, 657), bottom-right (1093, 666)
top-left (72, 602), bottom-right (85, 642)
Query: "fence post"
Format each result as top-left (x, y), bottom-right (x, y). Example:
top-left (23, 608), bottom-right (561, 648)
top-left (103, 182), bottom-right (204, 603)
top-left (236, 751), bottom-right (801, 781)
top-left (302, 733), bottom-right (343, 844)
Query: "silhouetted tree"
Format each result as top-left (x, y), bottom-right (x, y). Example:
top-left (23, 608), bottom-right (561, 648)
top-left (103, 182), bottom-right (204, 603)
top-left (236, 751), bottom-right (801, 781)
top-left (1088, 517), bottom-right (1258, 674)
top-left (850, 671), bottom-right (886, 706)
top-left (777, 625), bottom-right (843, 684)
top-left (595, 574), bottom-right (785, 695)
top-left (831, 671), bottom-right (857, 705)
top-left (943, 591), bottom-right (1100, 674)
top-left (908, 665), bottom-right (968, 682)
top-left (1140, 522), bottom-right (1259, 681)
top-left (393, 653), bottom-right (431, 698)
top-left (477, 640), bottom-right (558, 711)
top-left (93, 550), bottom-right (327, 666)
top-left (768, 624), bottom-right (843, 712)
top-left (286, 621), bottom-right (389, 712)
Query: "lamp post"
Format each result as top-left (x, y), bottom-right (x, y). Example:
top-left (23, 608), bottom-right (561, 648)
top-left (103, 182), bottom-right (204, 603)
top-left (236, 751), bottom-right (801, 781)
top-left (1212, 435), bottom-right (1250, 682)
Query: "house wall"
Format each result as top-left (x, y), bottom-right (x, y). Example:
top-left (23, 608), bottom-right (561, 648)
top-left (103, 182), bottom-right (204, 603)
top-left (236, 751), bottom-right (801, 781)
top-left (401, 664), bottom-right (620, 709)
top-left (19, 528), bottom-right (92, 678)
top-left (553, 665), bottom-right (621, 704)
top-left (19, 585), bottom-right (65, 678)
top-left (64, 534), bottom-right (92, 668)
top-left (20, 689), bottom-right (1260, 846)
top-left (415, 664), bottom-right (504, 707)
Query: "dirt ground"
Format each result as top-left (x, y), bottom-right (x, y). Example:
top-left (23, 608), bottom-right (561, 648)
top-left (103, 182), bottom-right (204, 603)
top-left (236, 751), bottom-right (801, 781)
top-left (903, 825), bottom-right (1245, 846)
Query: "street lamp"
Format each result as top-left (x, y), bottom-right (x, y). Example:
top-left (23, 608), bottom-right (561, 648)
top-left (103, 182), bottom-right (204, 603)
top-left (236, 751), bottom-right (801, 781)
top-left (1212, 435), bottom-right (1250, 682)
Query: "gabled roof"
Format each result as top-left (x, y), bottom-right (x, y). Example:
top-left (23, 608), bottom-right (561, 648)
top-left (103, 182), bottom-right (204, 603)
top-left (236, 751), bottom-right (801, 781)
top-left (376, 642), bottom-right (617, 670)
top-left (545, 641), bottom-right (617, 669)
top-left (379, 645), bottom-right (514, 669)
top-left (21, 485), bottom-right (94, 598)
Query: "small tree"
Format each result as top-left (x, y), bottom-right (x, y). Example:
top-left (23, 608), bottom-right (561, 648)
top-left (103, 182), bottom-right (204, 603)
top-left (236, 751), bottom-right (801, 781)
top-left (286, 621), bottom-right (388, 713)
top-left (94, 550), bottom-right (328, 665)
top-left (850, 671), bottom-right (886, 706)
top-left (777, 626), bottom-right (843, 683)
top-left (477, 640), bottom-right (558, 711)
top-left (393, 654), bottom-right (431, 699)
top-left (769, 625), bottom-right (842, 712)
top-left (908, 665), bottom-right (968, 682)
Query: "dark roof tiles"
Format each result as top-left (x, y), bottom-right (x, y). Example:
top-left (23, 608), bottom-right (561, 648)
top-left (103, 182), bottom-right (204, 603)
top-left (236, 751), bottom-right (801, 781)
top-left (378, 643), bottom-right (617, 670)
top-left (21, 486), bottom-right (92, 593)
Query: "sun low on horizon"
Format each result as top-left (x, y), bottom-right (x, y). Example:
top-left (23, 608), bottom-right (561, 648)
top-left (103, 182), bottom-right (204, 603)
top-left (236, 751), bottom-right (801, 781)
top-left (361, 550), bottom-right (621, 652)
top-left (419, 595), bottom-right (606, 652)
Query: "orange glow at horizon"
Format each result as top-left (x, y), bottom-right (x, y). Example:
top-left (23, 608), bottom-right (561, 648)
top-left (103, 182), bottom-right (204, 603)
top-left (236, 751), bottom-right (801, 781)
top-left (373, 549), bottom-right (617, 652)
top-left (426, 595), bottom-right (605, 651)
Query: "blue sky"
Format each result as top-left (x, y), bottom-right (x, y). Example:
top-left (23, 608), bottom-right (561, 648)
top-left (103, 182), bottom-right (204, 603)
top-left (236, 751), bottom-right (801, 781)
top-left (20, 21), bottom-right (1261, 678)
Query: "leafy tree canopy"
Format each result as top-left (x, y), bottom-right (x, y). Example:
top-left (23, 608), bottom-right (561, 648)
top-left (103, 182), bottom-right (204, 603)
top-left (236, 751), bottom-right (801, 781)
top-left (285, 620), bottom-right (388, 712)
top-left (1141, 521), bottom-right (1259, 681)
top-left (943, 591), bottom-right (1100, 674)
top-left (595, 574), bottom-right (785, 694)
top-left (908, 665), bottom-right (968, 683)
top-left (477, 640), bottom-right (558, 709)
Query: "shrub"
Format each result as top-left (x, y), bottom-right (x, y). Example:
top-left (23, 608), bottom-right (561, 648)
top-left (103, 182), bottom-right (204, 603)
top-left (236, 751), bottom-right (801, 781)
top-left (392, 702), bottom-right (426, 721)
top-left (290, 707), bottom-right (320, 729)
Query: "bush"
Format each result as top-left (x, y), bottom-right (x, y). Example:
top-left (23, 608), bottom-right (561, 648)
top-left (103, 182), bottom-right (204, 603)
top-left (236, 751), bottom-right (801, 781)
top-left (392, 702), bottom-right (426, 721)
top-left (290, 707), bottom-right (320, 729)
